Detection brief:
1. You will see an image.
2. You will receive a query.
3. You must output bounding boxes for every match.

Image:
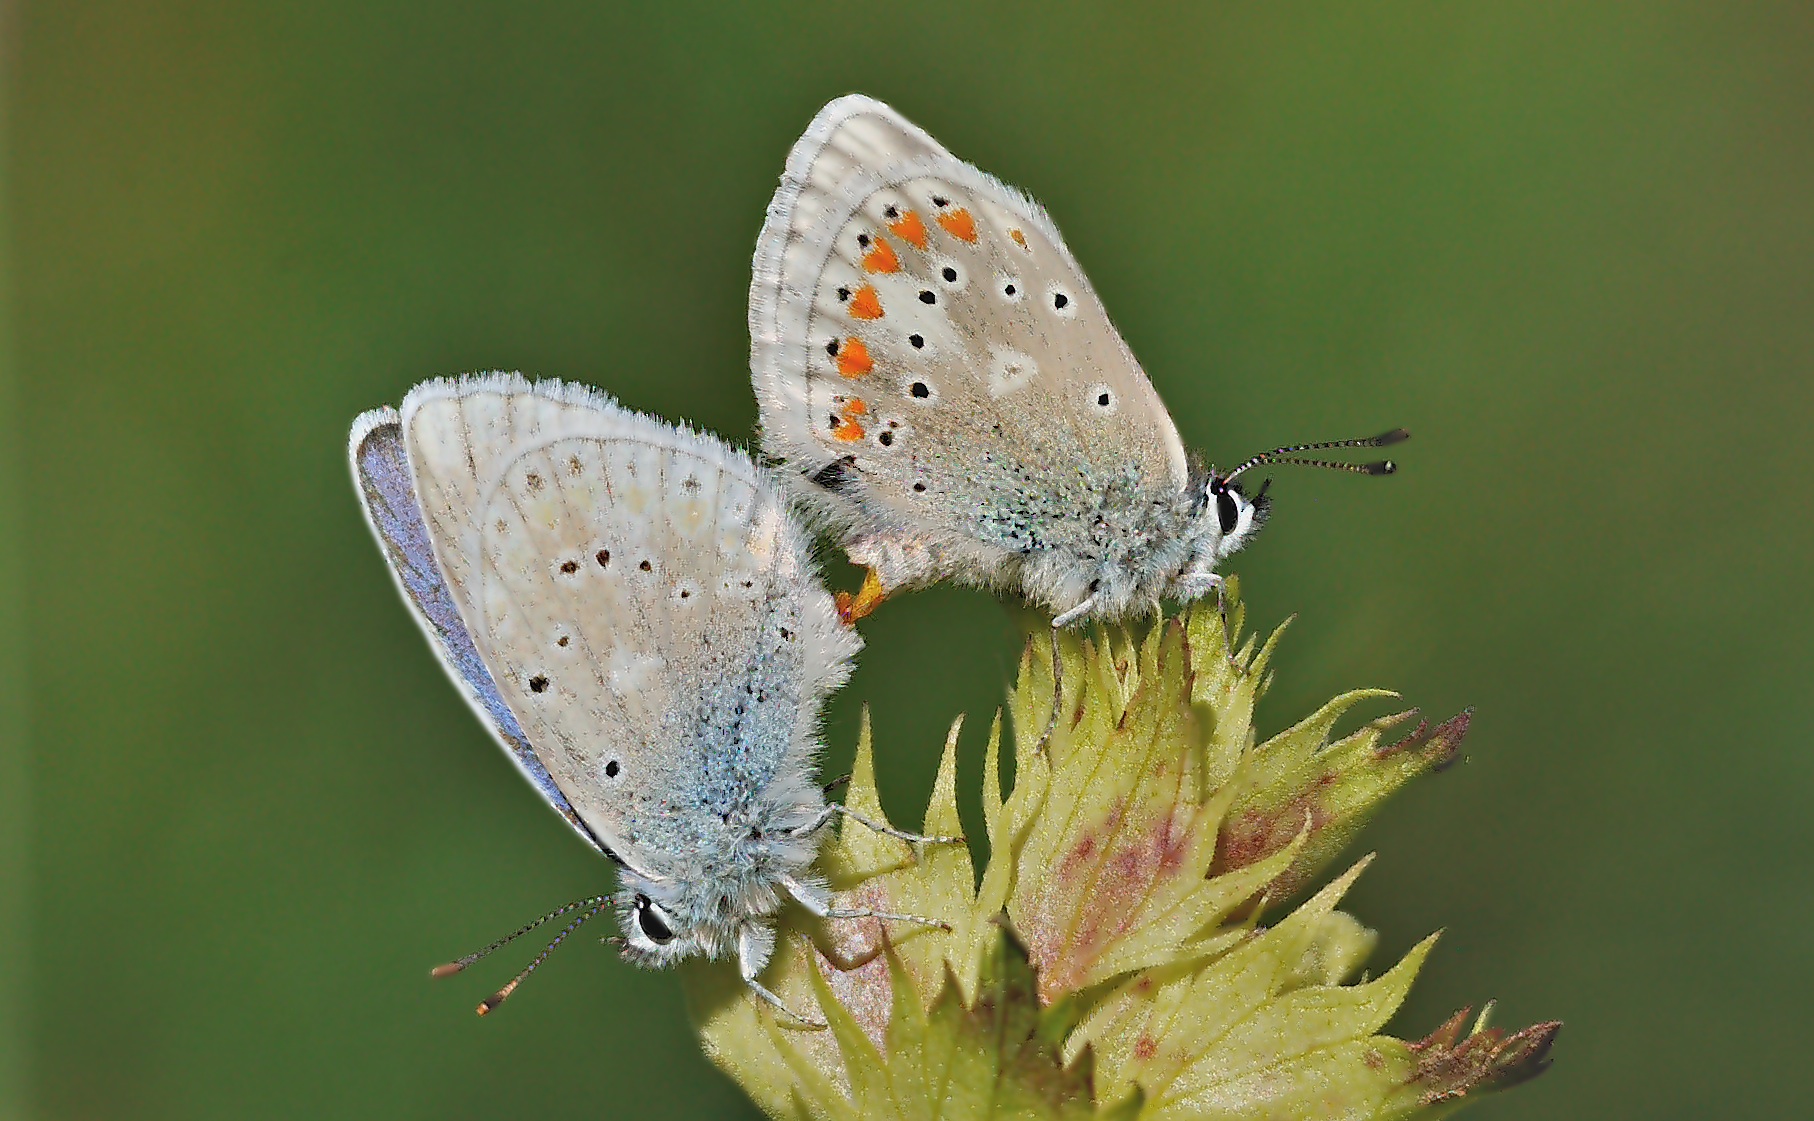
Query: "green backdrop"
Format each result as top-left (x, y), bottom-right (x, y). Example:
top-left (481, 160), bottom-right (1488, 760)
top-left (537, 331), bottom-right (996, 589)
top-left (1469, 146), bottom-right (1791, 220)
top-left (8, 4), bottom-right (1812, 1119)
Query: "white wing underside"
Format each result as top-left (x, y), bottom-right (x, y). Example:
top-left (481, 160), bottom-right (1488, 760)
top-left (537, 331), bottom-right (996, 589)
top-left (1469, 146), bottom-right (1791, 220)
top-left (349, 406), bottom-right (608, 854)
top-left (377, 374), bottom-right (856, 882)
top-left (749, 96), bottom-right (1190, 564)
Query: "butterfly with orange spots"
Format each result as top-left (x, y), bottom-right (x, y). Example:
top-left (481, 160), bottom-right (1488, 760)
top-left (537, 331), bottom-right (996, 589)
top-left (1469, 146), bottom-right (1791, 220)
top-left (749, 96), bottom-right (1405, 628)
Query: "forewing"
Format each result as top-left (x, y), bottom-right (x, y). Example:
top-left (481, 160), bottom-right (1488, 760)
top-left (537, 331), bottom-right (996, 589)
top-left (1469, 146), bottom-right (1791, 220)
top-left (399, 375), bottom-right (858, 880)
top-left (349, 408), bottom-right (609, 854)
top-left (750, 95), bottom-right (1189, 546)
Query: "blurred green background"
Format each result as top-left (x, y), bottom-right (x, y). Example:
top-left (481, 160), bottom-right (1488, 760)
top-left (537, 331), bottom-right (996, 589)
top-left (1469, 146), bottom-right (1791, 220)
top-left (7, 3), bottom-right (1812, 1118)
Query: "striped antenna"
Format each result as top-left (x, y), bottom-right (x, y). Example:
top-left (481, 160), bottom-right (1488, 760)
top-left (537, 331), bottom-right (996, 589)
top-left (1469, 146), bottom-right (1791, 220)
top-left (1218, 429), bottom-right (1409, 487)
top-left (430, 895), bottom-right (613, 1016)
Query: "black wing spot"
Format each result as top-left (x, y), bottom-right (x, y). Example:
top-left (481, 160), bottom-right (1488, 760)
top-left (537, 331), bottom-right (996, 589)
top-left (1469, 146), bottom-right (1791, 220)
top-left (605, 760), bottom-right (620, 778)
top-left (639, 560), bottom-right (653, 572)
top-left (883, 204), bottom-right (899, 219)
top-left (856, 233), bottom-right (870, 247)
top-left (557, 634), bottom-right (570, 647)
top-left (1053, 292), bottom-right (1070, 309)
top-left (596, 549), bottom-right (610, 567)
top-left (529, 675), bottom-right (550, 694)
top-left (919, 290), bottom-right (936, 305)
top-left (932, 194), bottom-right (949, 207)
top-left (559, 560), bottom-right (579, 574)
top-left (912, 481), bottom-right (927, 492)
top-left (877, 430), bottom-right (894, 447)
top-left (837, 286), bottom-right (851, 302)
top-left (826, 338), bottom-right (840, 356)
top-left (810, 456), bottom-right (858, 494)
top-left (941, 266), bottom-right (958, 282)
top-left (909, 333), bottom-right (924, 349)
top-left (1004, 282), bottom-right (1017, 296)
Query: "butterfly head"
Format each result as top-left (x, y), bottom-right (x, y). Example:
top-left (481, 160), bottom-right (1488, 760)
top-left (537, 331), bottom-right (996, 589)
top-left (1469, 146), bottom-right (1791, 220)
top-left (618, 888), bottom-right (707, 967)
top-left (1203, 473), bottom-right (1271, 562)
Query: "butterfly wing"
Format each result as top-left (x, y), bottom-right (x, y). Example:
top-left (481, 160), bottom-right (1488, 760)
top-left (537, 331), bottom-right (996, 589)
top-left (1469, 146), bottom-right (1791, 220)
top-left (350, 407), bottom-right (612, 855)
top-left (750, 95), bottom-right (1190, 567)
top-left (394, 375), bottom-right (858, 883)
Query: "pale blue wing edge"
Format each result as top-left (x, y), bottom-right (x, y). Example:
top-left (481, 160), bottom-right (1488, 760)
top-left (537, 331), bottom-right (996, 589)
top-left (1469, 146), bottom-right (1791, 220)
top-left (348, 406), bottom-right (619, 862)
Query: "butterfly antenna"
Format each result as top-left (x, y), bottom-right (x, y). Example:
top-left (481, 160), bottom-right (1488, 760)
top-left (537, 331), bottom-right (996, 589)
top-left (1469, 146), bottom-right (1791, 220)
top-left (1219, 429), bottom-right (1409, 486)
top-left (430, 895), bottom-right (613, 1015)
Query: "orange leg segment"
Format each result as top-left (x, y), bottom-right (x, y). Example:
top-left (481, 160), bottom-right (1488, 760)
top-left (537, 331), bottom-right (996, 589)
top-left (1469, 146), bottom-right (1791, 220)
top-left (834, 568), bottom-right (888, 626)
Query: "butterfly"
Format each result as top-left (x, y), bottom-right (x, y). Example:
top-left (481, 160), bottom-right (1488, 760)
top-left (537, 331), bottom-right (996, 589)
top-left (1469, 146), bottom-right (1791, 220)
top-left (749, 95), bottom-right (1404, 627)
top-left (350, 374), bottom-right (943, 1019)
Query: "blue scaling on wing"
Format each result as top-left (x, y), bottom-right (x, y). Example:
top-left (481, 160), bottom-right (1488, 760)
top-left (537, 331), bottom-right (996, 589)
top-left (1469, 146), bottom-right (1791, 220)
top-left (349, 409), bottom-right (617, 862)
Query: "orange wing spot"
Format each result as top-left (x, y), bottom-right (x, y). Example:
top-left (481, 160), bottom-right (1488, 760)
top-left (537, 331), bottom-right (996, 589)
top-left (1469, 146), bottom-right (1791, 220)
top-left (937, 207), bottom-right (978, 242)
top-left (1009, 228), bottom-right (1029, 250)
top-left (862, 236), bottom-right (900, 273)
top-left (848, 284), bottom-right (884, 319)
top-left (835, 336), bottom-right (873, 378)
top-left (888, 209), bottom-right (929, 250)
top-left (829, 396), bottom-right (869, 441)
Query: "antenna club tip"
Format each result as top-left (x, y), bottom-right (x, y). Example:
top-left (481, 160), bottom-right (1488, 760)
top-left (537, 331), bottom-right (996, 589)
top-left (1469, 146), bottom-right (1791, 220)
top-left (430, 962), bottom-right (466, 979)
top-left (1366, 460), bottom-right (1398, 476)
top-left (1376, 428), bottom-right (1411, 445)
top-left (476, 995), bottom-right (504, 1016)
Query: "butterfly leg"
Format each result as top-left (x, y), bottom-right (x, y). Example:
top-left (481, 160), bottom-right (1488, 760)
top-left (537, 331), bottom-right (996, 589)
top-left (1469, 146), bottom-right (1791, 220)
top-left (737, 923), bottom-right (827, 1028)
top-left (782, 875), bottom-right (952, 932)
top-left (1208, 576), bottom-right (1245, 669)
top-left (834, 567), bottom-right (888, 625)
top-left (1050, 595), bottom-right (1098, 628)
top-left (1033, 626), bottom-right (1064, 756)
top-left (1177, 567), bottom-right (1242, 669)
top-left (796, 802), bottom-right (964, 847)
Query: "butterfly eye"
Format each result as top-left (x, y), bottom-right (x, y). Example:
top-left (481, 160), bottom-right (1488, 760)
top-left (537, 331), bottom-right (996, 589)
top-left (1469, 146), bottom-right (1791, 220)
top-left (1215, 489), bottom-right (1241, 535)
top-left (635, 895), bottom-right (675, 945)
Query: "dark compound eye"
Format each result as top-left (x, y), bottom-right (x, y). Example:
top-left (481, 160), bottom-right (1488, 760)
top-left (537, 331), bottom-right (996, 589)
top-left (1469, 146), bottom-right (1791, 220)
top-left (635, 896), bottom-right (674, 945)
top-left (1215, 489), bottom-right (1240, 535)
